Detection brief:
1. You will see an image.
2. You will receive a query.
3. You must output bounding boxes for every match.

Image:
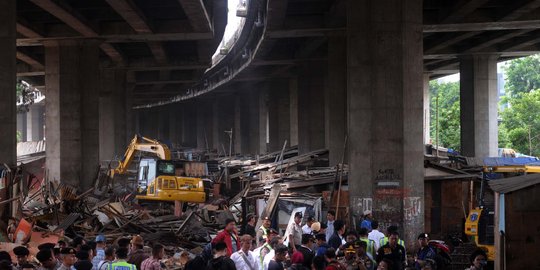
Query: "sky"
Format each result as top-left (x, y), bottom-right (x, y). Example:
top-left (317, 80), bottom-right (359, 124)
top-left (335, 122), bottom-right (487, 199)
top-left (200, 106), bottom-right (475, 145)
top-left (437, 61), bottom-right (507, 83)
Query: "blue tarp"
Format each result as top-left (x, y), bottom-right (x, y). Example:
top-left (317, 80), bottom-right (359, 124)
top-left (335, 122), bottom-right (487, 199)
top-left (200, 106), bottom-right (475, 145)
top-left (483, 157), bottom-right (540, 166)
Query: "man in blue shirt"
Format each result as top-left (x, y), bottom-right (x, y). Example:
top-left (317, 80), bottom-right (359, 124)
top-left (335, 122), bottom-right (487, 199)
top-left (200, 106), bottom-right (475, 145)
top-left (359, 210), bottom-right (372, 232)
top-left (415, 233), bottom-right (436, 270)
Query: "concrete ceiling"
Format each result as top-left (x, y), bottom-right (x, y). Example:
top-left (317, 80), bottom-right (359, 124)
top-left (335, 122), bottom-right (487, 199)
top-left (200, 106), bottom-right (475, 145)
top-left (14, 0), bottom-right (540, 105)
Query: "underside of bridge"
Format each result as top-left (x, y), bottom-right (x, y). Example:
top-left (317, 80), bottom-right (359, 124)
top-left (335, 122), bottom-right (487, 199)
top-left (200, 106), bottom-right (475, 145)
top-left (2, 0), bottom-right (540, 246)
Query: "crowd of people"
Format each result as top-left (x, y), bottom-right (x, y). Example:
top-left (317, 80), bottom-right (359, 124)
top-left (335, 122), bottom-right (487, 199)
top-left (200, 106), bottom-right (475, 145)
top-left (0, 209), bottom-right (489, 270)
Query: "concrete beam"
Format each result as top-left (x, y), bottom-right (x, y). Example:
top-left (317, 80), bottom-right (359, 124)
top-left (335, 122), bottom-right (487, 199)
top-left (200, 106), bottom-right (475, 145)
top-left (424, 20), bottom-right (540, 33)
top-left (17, 32), bottom-right (213, 47)
top-left (135, 79), bottom-right (196, 85)
top-left (177, 0), bottom-right (212, 32)
top-left (498, 0), bottom-right (540, 21)
top-left (16, 51), bottom-right (44, 70)
top-left (441, 0), bottom-right (490, 23)
top-left (16, 21), bottom-right (43, 38)
top-left (104, 0), bottom-right (152, 33)
top-left (266, 28), bottom-right (346, 38)
top-left (30, 0), bottom-right (124, 63)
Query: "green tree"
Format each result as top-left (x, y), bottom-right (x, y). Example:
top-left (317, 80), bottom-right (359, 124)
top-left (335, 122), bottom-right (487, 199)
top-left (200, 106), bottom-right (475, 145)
top-left (430, 81), bottom-right (461, 151)
top-left (499, 89), bottom-right (540, 156)
top-left (504, 55), bottom-right (540, 98)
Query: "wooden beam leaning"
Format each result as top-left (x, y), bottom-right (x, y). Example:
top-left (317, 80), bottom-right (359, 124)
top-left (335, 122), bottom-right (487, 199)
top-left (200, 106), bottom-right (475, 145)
top-left (177, 0), bottom-right (212, 32)
top-left (29, 0), bottom-right (124, 63)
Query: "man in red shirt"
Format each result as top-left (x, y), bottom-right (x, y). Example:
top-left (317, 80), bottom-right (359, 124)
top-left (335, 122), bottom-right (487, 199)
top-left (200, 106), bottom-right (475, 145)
top-left (211, 218), bottom-right (240, 256)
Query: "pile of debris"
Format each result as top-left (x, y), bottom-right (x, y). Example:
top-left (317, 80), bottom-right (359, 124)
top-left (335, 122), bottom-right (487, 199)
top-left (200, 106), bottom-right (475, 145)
top-left (0, 143), bottom-right (348, 266)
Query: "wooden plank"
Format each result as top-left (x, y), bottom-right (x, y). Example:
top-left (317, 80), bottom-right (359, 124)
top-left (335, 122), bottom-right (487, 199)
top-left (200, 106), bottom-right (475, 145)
top-left (254, 185), bottom-right (281, 230)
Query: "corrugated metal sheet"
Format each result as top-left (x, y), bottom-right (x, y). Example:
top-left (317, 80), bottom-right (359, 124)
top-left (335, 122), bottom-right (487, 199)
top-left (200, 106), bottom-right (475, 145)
top-left (489, 173), bottom-right (540, 193)
top-left (17, 141), bottom-right (46, 156)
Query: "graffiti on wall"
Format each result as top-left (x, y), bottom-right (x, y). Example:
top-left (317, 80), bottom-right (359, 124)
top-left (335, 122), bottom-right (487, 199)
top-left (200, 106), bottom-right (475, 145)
top-left (404, 196), bottom-right (422, 221)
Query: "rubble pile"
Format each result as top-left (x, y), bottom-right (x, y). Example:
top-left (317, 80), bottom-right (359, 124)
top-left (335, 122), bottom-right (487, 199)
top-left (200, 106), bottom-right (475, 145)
top-left (0, 145), bottom-right (347, 266)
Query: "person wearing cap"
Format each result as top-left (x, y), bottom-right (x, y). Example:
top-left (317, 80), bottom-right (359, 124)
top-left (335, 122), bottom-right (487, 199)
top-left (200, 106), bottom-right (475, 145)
top-left (231, 235), bottom-right (257, 270)
top-left (241, 214), bottom-right (257, 239)
top-left (256, 216), bottom-right (272, 247)
top-left (302, 217), bottom-right (315, 235)
top-left (109, 248), bottom-right (136, 270)
top-left (13, 246), bottom-right (34, 269)
top-left (338, 242), bottom-right (359, 270)
top-left (286, 212), bottom-right (304, 252)
top-left (310, 222), bottom-right (321, 236)
top-left (415, 233), bottom-right (435, 270)
top-left (359, 211), bottom-right (372, 232)
top-left (296, 234), bottom-right (315, 270)
top-left (211, 218), bottom-right (240, 256)
top-left (58, 248), bottom-right (78, 270)
top-left (375, 231), bottom-right (405, 270)
top-left (92, 235), bottom-right (106, 270)
top-left (127, 235), bottom-right (148, 270)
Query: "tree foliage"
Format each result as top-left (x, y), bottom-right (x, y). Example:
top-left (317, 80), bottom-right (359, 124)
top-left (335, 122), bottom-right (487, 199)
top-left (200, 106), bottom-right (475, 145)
top-left (504, 55), bottom-right (540, 98)
top-left (499, 89), bottom-right (540, 156)
top-left (429, 81), bottom-right (461, 151)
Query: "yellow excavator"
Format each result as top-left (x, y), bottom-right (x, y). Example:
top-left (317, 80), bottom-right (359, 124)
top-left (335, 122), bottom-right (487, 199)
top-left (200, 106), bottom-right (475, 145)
top-left (465, 163), bottom-right (540, 261)
top-left (110, 135), bottom-right (207, 203)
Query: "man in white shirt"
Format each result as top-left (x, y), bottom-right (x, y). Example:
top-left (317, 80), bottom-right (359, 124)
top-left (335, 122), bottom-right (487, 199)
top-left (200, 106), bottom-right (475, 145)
top-left (367, 220), bottom-right (385, 251)
top-left (325, 210), bottom-right (336, 244)
top-left (302, 216), bottom-right (315, 234)
top-left (286, 212), bottom-right (304, 252)
top-left (231, 235), bottom-right (258, 270)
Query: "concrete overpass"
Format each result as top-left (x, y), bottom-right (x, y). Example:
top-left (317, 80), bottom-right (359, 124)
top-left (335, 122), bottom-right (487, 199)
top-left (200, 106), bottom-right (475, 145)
top-left (2, 0), bottom-right (540, 244)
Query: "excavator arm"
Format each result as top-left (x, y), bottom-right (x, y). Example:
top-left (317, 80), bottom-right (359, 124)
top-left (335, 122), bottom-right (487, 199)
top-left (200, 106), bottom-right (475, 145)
top-left (110, 135), bottom-right (171, 177)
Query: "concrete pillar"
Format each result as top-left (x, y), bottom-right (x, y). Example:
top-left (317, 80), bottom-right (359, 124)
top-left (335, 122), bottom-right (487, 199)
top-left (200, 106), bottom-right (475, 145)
top-left (196, 100), bottom-right (213, 150)
top-left (26, 105), bottom-right (44, 142)
top-left (234, 95), bottom-right (243, 154)
top-left (289, 78), bottom-right (299, 147)
top-left (168, 104), bottom-right (183, 147)
top-left (347, 0), bottom-right (424, 247)
top-left (0, 0), bottom-right (16, 166)
top-left (298, 65), bottom-right (325, 154)
top-left (325, 37), bottom-right (347, 165)
top-left (99, 70), bottom-right (127, 161)
top-left (157, 107), bottom-right (169, 141)
top-left (17, 113), bottom-right (28, 142)
top-left (268, 80), bottom-right (290, 152)
top-left (45, 40), bottom-right (100, 190)
top-left (259, 88), bottom-right (269, 154)
top-left (246, 86), bottom-right (266, 155)
top-left (182, 102), bottom-right (197, 148)
top-left (423, 74), bottom-right (431, 145)
top-left (460, 54), bottom-right (499, 158)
